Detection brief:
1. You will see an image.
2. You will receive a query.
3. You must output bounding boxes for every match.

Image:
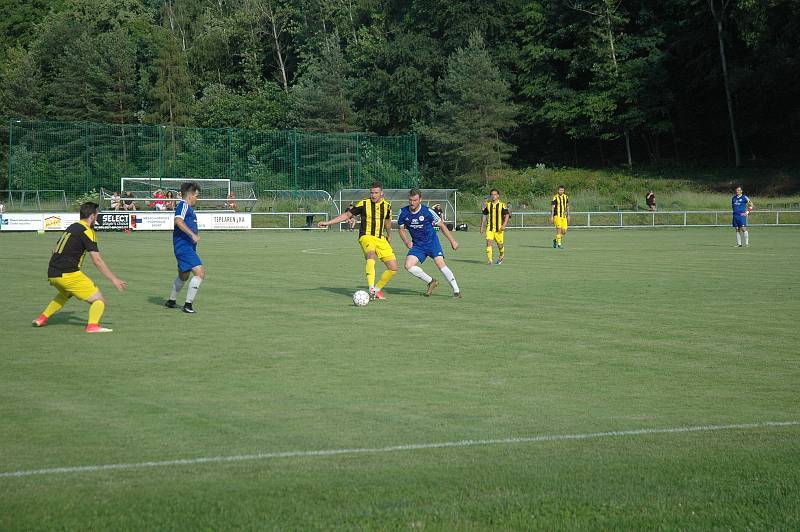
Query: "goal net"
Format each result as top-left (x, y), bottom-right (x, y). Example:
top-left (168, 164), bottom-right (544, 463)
top-left (103, 178), bottom-right (257, 211)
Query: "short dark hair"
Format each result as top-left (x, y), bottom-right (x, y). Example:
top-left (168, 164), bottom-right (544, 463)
top-left (490, 188), bottom-right (499, 195)
top-left (370, 181), bottom-right (383, 190)
top-left (181, 182), bottom-right (201, 196)
top-left (558, 185), bottom-right (565, 190)
top-left (79, 201), bottom-right (99, 219)
top-left (408, 187), bottom-right (422, 198)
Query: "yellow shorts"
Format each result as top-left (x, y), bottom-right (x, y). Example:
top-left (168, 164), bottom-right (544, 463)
top-left (553, 216), bottom-right (568, 230)
top-left (49, 271), bottom-right (99, 301)
top-left (485, 230), bottom-right (505, 245)
top-left (358, 235), bottom-right (396, 262)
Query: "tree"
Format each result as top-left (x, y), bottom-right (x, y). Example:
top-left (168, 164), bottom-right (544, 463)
top-left (290, 36), bottom-right (356, 132)
top-left (416, 31), bottom-right (517, 183)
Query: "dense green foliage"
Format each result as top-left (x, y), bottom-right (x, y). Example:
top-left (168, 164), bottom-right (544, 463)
top-left (2, 229), bottom-right (799, 528)
top-left (1, 0), bottom-right (799, 189)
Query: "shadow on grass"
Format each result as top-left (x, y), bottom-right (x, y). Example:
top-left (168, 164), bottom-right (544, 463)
top-left (147, 296), bottom-right (170, 306)
top-left (40, 310), bottom-right (84, 325)
top-left (450, 258), bottom-right (487, 264)
top-left (314, 286), bottom-right (423, 297)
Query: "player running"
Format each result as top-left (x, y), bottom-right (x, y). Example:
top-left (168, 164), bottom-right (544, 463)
top-left (32, 202), bottom-right (127, 333)
top-left (480, 188), bottom-right (509, 265)
top-left (318, 181), bottom-right (397, 300)
top-left (165, 182), bottom-right (205, 313)
top-left (732, 185), bottom-right (753, 247)
top-left (551, 185), bottom-right (570, 249)
top-left (397, 188), bottom-right (461, 298)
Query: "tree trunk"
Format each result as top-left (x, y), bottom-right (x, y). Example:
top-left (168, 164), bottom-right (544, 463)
top-left (709, 0), bottom-right (742, 167)
top-left (266, 5), bottom-right (289, 92)
top-left (624, 129), bottom-right (632, 167)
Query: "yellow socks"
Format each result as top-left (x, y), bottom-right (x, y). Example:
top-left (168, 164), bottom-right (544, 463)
top-left (88, 300), bottom-right (105, 325)
top-left (486, 246), bottom-right (493, 263)
top-left (365, 258), bottom-right (376, 287)
top-left (498, 246), bottom-right (505, 258)
top-left (556, 233), bottom-right (562, 245)
top-left (375, 269), bottom-right (396, 290)
top-left (42, 292), bottom-right (70, 318)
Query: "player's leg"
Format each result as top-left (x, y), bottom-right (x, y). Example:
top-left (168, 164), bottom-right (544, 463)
top-left (733, 218), bottom-right (743, 246)
top-left (742, 221), bottom-right (749, 246)
top-left (433, 256), bottom-right (460, 297)
top-left (374, 240), bottom-right (398, 298)
top-left (405, 253), bottom-right (436, 293)
top-left (360, 236), bottom-right (378, 290)
top-left (485, 233), bottom-right (494, 264)
top-left (495, 232), bottom-right (505, 264)
top-left (183, 264), bottom-right (206, 314)
top-left (84, 289), bottom-right (111, 333)
top-left (166, 268), bottom-right (191, 308)
top-left (33, 282), bottom-right (73, 327)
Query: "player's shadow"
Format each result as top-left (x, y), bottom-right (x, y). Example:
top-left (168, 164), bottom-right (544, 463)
top-left (315, 286), bottom-right (422, 297)
top-left (522, 244), bottom-right (555, 249)
top-left (42, 311), bottom-right (84, 325)
top-left (147, 296), bottom-right (168, 306)
top-left (450, 258), bottom-right (486, 264)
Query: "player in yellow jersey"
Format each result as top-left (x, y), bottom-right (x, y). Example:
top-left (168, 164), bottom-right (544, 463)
top-left (319, 181), bottom-right (397, 300)
top-left (550, 185), bottom-right (570, 249)
top-left (32, 202), bottom-right (127, 333)
top-left (480, 188), bottom-right (509, 265)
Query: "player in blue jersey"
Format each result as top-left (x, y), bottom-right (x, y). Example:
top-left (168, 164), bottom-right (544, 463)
top-left (397, 188), bottom-right (461, 298)
top-left (165, 182), bottom-right (205, 313)
top-left (731, 185), bottom-right (753, 247)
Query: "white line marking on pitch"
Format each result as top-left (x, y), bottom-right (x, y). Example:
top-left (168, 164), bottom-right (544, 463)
top-left (2, 421), bottom-right (797, 479)
top-left (301, 248), bottom-right (335, 255)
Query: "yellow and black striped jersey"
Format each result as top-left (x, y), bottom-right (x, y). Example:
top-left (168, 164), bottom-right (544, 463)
top-left (482, 201), bottom-right (509, 232)
top-left (48, 221), bottom-right (99, 277)
top-left (552, 194), bottom-right (569, 218)
top-left (348, 198), bottom-right (392, 239)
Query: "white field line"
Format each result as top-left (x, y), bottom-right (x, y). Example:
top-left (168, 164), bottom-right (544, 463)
top-left (2, 420), bottom-right (797, 479)
top-left (300, 248), bottom-right (335, 255)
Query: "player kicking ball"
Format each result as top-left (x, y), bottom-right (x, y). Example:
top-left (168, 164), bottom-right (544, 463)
top-left (397, 188), bottom-right (461, 298)
top-left (165, 182), bottom-right (205, 313)
top-left (33, 202), bottom-right (127, 333)
top-left (732, 185), bottom-right (753, 247)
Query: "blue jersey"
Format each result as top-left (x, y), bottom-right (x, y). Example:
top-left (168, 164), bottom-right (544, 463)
top-left (397, 205), bottom-right (441, 245)
top-left (732, 194), bottom-right (750, 215)
top-left (173, 200), bottom-right (198, 247)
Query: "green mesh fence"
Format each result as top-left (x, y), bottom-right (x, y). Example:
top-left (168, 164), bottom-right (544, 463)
top-left (7, 119), bottom-right (419, 197)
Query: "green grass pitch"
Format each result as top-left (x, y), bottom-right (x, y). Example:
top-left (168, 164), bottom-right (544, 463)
top-left (1, 227), bottom-right (799, 529)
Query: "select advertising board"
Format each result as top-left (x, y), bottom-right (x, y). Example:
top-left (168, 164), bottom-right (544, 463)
top-left (1, 212), bottom-right (250, 231)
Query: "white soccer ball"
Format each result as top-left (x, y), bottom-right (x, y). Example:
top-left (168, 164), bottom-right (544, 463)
top-left (352, 290), bottom-right (370, 307)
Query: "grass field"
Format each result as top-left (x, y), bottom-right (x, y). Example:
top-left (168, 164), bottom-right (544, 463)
top-left (1, 227), bottom-right (799, 529)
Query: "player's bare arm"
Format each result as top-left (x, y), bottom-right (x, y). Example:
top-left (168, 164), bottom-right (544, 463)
top-left (501, 213), bottom-right (509, 232)
top-left (398, 225), bottom-right (412, 249)
top-left (318, 210), bottom-right (352, 228)
top-left (89, 251), bottom-right (127, 292)
top-left (437, 219), bottom-right (458, 250)
top-left (480, 214), bottom-right (487, 235)
top-left (745, 199), bottom-right (754, 215)
top-left (175, 217), bottom-right (199, 243)
top-left (383, 218), bottom-right (392, 242)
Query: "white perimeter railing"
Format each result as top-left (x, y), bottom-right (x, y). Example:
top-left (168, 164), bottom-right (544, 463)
top-left (251, 211), bottom-right (329, 230)
top-left (494, 210), bottom-right (800, 229)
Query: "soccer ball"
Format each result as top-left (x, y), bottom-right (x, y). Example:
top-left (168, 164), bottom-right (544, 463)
top-left (352, 290), bottom-right (370, 307)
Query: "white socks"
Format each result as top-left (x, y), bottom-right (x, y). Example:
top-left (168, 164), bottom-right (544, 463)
top-left (736, 233), bottom-right (742, 246)
top-left (186, 276), bottom-right (203, 303)
top-left (408, 265), bottom-right (432, 284)
top-left (170, 276), bottom-right (185, 300)
top-left (744, 231), bottom-right (749, 246)
top-left (439, 266), bottom-right (459, 293)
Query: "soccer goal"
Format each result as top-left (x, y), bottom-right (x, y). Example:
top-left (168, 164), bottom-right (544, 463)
top-left (112, 178), bottom-right (257, 211)
top-left (0, 189), bottom-right (68, 211)
top-left (336, 188), bottom-right (459, 225)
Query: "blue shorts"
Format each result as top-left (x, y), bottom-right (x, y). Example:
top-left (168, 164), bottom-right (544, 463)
top-left (175, 243), bottom-right (202, 272)
top-left (408, 239), bottom-right (444, 263)
top-left (732, 214), bottom-right (748, 228)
